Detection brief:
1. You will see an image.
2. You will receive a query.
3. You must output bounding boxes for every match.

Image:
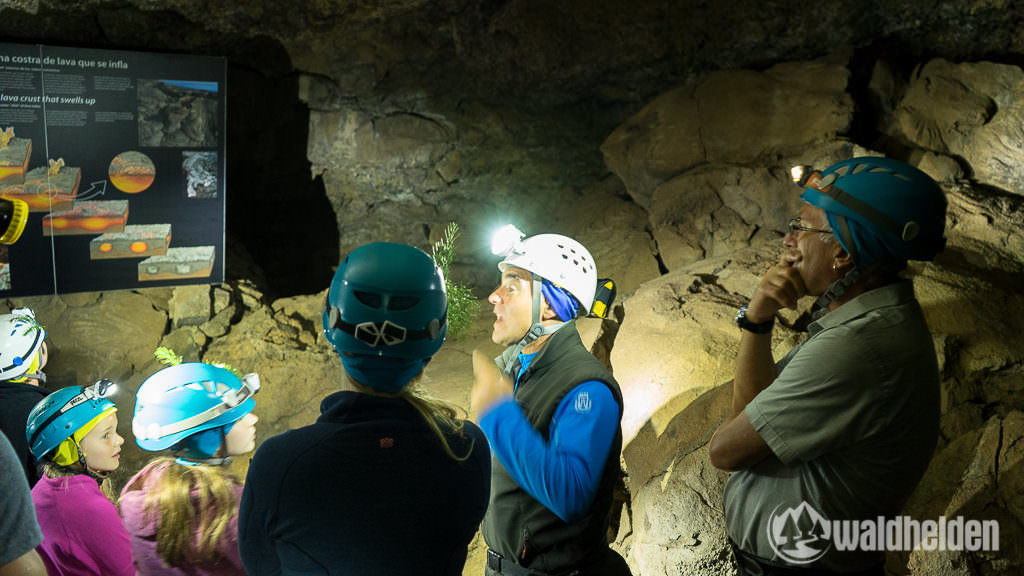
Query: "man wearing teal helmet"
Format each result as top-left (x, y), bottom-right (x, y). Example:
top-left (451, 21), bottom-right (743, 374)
top-left (709, 157), bottom-right (946, 574)
top-left (238, 242), bottom-right (490, 575)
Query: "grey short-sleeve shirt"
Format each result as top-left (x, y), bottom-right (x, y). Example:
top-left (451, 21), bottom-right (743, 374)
top-left (0, 430), bottom-right (43, 566)
top-left (725, 281), bottom-right (940, 571)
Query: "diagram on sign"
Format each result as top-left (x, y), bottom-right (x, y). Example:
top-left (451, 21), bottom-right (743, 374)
top-left (0, 42), bottom-right (225, 296)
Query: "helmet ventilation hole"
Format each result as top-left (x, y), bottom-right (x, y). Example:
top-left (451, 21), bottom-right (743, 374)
top-left (354, 291), bottom-right (383, 308)
top-left (388, 296), bottom-right (420, 311)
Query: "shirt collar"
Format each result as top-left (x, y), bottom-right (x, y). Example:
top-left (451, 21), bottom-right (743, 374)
top-left (808, 280), bottom-right (916, 336)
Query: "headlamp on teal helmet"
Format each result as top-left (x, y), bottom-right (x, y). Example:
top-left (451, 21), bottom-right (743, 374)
top-left (26, 379), bottom-right (117, 462)
top-left (797, 157), bottom-right (947, 272)
top-left (795, 157), bottom-right (948, 311)
top-left (133, 363), bottom-right (259, 463)
top-left (322, 242), bottom-right (448, 393)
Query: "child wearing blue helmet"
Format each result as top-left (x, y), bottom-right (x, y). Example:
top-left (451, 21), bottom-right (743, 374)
top-left (119, 362), bottom-right (259, 576)
top-left (25, 379), bottom-right (132, 576)
top-left (238, 242), bottom-right (491, 575)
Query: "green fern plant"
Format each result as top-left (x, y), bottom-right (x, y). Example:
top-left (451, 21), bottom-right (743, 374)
top-left (432, 222), bottom-right (479, 340)
top-left (154, 346), bottom-right (183, 366)
top-left (153, 346), bottom-right (242, 376)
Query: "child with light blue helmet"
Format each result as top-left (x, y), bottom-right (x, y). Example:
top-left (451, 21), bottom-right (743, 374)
top-left (119, 361), bottom-right (259, 576)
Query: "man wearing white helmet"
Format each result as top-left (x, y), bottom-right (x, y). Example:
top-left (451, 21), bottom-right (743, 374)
top-left (472, 227), bottom-right (630, 576)
top-left (0, 308), bottom-right (50, 485)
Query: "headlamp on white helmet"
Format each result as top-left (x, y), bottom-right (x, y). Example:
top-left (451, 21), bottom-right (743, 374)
top-left (491, 224), bottom-right (526, 258)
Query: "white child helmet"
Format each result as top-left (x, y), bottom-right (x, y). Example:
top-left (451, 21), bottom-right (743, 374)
top-left (0, 308), bottom-right (46, 382)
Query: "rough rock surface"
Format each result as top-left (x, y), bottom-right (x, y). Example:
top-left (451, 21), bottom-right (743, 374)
top-left (1, 2), bottom-right (1024, 569)
top-left (625, 383), bottom-right (733, 576)
top-left (611, 240), bottom-right (805, 446)
top-left (895, 59), bottom-right (1024, 197)
top-left (601, 60), bottom-right (854, 211)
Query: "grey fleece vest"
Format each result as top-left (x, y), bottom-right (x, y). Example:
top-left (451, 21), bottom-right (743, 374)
top-left (482, 321), bottom-right (623, 574)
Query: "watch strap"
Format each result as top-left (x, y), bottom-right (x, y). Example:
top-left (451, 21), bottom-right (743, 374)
top-left (736, 305), bottom-right (774, 334)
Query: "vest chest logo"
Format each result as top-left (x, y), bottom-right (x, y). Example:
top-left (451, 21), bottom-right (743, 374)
top-left (574, 391), bottom-right (591, 414)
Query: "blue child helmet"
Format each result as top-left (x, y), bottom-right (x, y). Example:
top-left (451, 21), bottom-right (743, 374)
top-left (800, 157), bottom-right (947, 273)
top-left (132, 363), bottom-right (258, 456)
top-left (26, 380), bottom-right (116, 462)
top-left (322, 242), bottom-right (448, 393)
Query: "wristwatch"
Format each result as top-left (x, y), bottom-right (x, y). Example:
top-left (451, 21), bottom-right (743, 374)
top-left (735, 305), bottom-right (774, 334)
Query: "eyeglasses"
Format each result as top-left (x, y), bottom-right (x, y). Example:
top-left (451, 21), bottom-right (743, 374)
top-left (788, 217), bottom-right (833, 235)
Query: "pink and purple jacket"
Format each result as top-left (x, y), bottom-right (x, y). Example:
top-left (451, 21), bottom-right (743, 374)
top-left (119, 462), bottom-right (245, 576)
top-left (31, 474), bottom-right (133, 576)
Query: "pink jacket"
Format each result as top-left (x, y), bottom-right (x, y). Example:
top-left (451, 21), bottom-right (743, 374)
top-left (32, 474), bottom-right (133, 576)
top-left (119, 461), bottom-right (245, 576)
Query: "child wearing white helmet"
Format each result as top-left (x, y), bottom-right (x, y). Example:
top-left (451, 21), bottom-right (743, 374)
top-left (0, 308), bottom-right (50, 485)
top-left (119, 360), bottom-right (259, 576)
top-left (25, 379), bottom-right (132, 576)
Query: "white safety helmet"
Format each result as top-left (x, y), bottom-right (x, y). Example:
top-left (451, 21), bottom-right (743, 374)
top-left (494, 230), bottom-right (597, 313)
top-left (0, 308), bottom-right (46, 382)
top-left (491, 226), bottom-right (599, 374)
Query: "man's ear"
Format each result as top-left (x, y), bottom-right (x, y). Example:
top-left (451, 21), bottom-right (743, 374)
top-left (539, 296), bottom-right (559, 321)
top-left (833, 247), bottom-right (855, 274)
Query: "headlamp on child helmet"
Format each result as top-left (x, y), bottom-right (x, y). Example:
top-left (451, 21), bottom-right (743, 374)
top-left (26, 379), bottom-right (117, 462)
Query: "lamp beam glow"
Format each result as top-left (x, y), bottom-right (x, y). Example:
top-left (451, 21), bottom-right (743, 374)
top-left (491, 224), bottom-right (525, 256)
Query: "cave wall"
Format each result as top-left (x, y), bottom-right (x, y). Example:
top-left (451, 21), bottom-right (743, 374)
top-left (4, 0), bottom-right (1024, 293)
top-left (3, 2), bottom-right (1024, 575)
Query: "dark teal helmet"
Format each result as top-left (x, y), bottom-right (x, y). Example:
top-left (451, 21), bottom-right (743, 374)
top-left (322, 243), bottom-right (448, 392)
top-left (800, 157), bottom-right (947, 274)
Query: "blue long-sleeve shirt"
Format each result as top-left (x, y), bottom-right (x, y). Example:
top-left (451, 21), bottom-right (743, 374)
top-left (479, 352), bottom-right (619, 522)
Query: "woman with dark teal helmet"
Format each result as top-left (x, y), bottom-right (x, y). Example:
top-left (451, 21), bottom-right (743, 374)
top-left (119, 362), bottom-right (259, 576)
top-left (239, 242), bottom-right (490, 576)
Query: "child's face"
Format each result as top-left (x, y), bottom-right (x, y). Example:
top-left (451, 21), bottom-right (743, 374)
top-left (224, 412), bottom-right (258, 456)
top-left (79, 412), bottom-right (123, 472)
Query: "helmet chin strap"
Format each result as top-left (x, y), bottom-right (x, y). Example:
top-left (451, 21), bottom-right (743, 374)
top-left (812, 261), bottom-right (884, 319)
top-left (73, 444), bottom-right (111, 483)
top-left (23, 371), bottom-right (46, 384)
top-left (175, 456), bottom-right (232, 467)
top-left (176, 426), bottom-right (232, 466)
top-left (495, 278), bottom-right (567, 375)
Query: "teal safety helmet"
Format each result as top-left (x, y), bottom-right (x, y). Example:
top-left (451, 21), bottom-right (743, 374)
top-left (322, 242), bottom-right (448, 392)
top-left (799, 157), bottom-right (947, 273)
top-left (133, 363), bottom-right (258, 457)
top-left (26, 380), bottom-right (116, 462)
